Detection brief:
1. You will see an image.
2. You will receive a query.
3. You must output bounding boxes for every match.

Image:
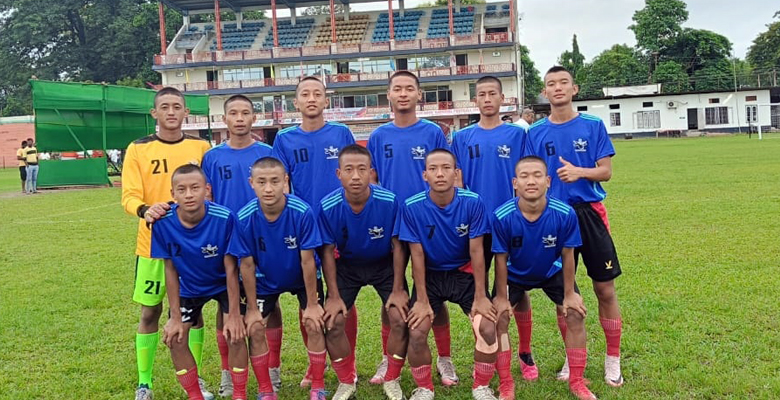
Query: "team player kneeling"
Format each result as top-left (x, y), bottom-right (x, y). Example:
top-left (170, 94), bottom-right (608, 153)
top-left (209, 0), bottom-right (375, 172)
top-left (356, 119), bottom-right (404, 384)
top-left (148, 68), bottom-right (621, 400)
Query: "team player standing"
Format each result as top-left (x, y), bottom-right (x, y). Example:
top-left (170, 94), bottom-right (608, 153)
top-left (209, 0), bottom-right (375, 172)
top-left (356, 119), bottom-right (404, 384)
top-left (125, 68), bottom-right (624, 399)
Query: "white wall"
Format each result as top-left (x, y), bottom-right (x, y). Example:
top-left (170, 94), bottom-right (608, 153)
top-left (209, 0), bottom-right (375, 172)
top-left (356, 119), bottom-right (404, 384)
top-left (572, 89), bottom-right (772, 135)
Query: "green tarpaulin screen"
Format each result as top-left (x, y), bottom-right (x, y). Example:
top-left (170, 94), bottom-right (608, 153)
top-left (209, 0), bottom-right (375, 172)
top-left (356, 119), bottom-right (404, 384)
top-left (29, 80), bottom-right (210, 187)
top-left (37, 158), bottom-right (111, 187)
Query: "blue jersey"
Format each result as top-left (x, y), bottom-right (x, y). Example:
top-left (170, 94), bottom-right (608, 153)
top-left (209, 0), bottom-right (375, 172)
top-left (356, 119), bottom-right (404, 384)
top-left (367, 119), bottom-right (449, 202)
top-left (232, 194), bottom-right (322, 294)
top-left (151, 202), bottom-right (245, 298)
top-left (527, 114), bottom-right (615, 204)
top-left (451, 122), bottom-right (529, 212)
top-left (202, 141), bottom-right (273, 213)
top-left (318, 185), bottom-right (399, 267)
top-left (491, 197), bottom-right (582, 285)
top-left (271, 122), bottom-right (356, 208)
top-left (399, 188), bottom-right (489, 271)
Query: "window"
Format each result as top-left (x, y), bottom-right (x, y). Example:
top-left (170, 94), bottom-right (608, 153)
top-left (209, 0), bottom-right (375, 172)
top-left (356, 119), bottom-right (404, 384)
top-left (708, 98), bottom-right (720, 104)
top-left (408, 56), bottom-right (450, 70)
top-left (469, 83), bottom-right (476, 100)
top-left (223, 67), bottom-right (263, 82)
top-left (746, 105), bottom-right (758, 123)
top-left (636, 110), bottom-right (661, 129)
top-left (705, 107), bottom-right (729, 125)
top-left (278, 64), bottom-right (331, 78)
top-left (642, 101), bottom-right (653, 108)
top-left (610, 112), bottom-right (621, 127)
top-left (609, 104), bottom-right (620, 110)
top-left (366, 94), bottom-right (379, 107)
top-left (745, 95), bottom-right (757, 102)
top-left (577, 106), bottom-right (588, 112)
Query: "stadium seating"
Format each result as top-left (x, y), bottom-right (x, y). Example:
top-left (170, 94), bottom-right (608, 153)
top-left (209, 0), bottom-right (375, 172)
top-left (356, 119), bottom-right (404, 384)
top-left (313, 14), bottom-right (369, 46)
top-left (262, 18), bottom-right (316, 48)
top-left (426, 7), bottom-right (474, 38)
top-left (208, 21), bottom-right (265, 51)
top-left (371, 10), bottom-right (424, 42)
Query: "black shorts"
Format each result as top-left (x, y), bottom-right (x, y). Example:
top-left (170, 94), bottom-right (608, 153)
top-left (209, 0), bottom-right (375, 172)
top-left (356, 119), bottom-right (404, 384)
top-left (573, 202), bottom-right (622, 282)
top-left (502, 271), bottom-right (579, 306)
top-left (332, 257), bottom-right (406, 310)
top-left (19, 166), bottom-right (26, 181)
top-left (410, 267), bottom-right (474, 316)
top-left (482, 233), bottom-right (494, 274)
top-left (252, 279), bottom-right (325, 318)
top-left (173, 291), bottom-right (232, 324)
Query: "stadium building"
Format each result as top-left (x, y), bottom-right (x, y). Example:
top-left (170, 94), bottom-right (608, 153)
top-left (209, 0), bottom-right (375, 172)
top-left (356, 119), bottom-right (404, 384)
top-left (152, 0), bottom-right (523, 144)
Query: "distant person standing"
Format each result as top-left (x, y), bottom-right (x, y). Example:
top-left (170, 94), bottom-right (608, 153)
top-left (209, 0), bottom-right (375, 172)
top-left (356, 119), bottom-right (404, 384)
top-left (515, 108), bottom-right (535, 131)
top-left (17, 140), bottom-right (27, 193)
top-left (25, 137), bottom-right (39, 194)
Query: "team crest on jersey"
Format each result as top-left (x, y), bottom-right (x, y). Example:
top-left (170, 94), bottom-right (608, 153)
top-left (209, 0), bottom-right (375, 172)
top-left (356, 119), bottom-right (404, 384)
top-left (324, 146), bottom-right (340, 159)
top-left (542, 234), bottom-right (557, 248)
top-left (456, 223), bottom-right (470, 237)
top-left (284, 235), bottom-right (298, 249)
top-left (497, 145), bottom-right (511, 158)
top-left (368, 226), bottom-right (385, 240)
top-left (411, 146), bottom-right (427, 159)
top-left (201, 244), bottom-right (219, 258)
top-left (573, 138), bottom-right (588, 152)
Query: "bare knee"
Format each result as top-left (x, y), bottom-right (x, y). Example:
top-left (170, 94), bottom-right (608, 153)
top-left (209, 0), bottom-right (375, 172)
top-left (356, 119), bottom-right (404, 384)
top-left (387, 308), bottom-right (407, 333)
top-left (328, 313), bottom-right (346, 336)
top-left (565, 312), bottom-right (585, 333)
top-left (140, 304), bottom-right (162, 327)
top-left (304, 319), bottom-right (324, 338)
top-left (593, 281), bottom-right (617, 303)
top-left (248, 321), bottom-right (266, 341)
top-left (408, 323), bottom-right (431, 350)
top-left (497, 312), bottom-right (511, 333)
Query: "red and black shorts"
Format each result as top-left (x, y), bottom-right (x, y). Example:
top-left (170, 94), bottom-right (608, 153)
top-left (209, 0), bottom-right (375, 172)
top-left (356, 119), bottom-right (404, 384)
top-left (572, 202), bottom-right (622, 282)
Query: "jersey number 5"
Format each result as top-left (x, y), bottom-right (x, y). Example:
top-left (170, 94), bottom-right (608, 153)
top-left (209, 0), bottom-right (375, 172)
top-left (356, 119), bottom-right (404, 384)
top-left (384, 144), bottom-right (393, 158)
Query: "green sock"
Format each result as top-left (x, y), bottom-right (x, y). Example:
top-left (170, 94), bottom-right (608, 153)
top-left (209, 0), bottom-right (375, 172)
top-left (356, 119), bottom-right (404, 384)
top-left (136, 332), bottom-right (159, 389)
top-left (189, 326), bottom-right (205, 371)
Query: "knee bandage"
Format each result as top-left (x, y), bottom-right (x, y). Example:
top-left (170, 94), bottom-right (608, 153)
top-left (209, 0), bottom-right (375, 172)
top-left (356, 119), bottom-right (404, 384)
top-left (471, 314), bottom-right (498, 353)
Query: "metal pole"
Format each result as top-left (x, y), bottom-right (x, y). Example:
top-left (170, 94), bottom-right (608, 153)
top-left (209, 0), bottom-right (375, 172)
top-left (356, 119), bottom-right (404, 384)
top-left (732, 56), bottom-right (741, 134)
top-left (271, 0), bottom-right (279, 47)
top-left (388, 0), bottom-right (394, 41)
top-left (330, 0), bottom-right (336, 43)
top-left (215, 0), bottom-right (223, 50)
top-left (158, 2), bottom-right (167, 55)
top-left (448, 0), bottom-right (454, 36)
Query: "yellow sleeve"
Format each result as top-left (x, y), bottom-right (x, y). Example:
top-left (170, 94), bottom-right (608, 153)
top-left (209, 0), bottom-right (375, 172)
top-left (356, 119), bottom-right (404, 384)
top-left (121, 143), bottom-right (145, 217)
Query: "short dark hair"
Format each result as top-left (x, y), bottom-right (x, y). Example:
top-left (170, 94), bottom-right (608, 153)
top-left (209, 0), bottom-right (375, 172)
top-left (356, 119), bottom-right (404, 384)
top-left (515, 155), bottom-right (548, 173)
top-left (295, 76), bottom-right (326, 96)
top-left (171, 163), bottom-right (207, 184)
top-left (21, 140), bottom-right (27, 147)
top-left (425, 148), bottom-right (456, 166)
top-left (251, 156), bottom-right (287, 174)
top-left (338, 144), bottom-right (372, 165)
top-left (223, 94), bottom-right (254, 112)
top-left (544, 66), bottom-right (574, 82)
top-left (154, 87), bottom-right (186, 107)
top-left (388, 71), bottom-right (420, 88)
top-left (475, 75), bottom-right (503, 93)
top-left (27, 137), bottom-right (33, 142)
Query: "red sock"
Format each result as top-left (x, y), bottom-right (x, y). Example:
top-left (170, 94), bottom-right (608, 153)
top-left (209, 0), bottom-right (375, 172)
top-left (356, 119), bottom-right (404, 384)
top-left (432, 324), bottom-right (451, 357)
top-left (600, 318), bottom-right (622, 357)
top-left (411, 365), bottom-right (435, 391)
top-left (266, 327), bottom-right (283, 368)
top-left (251, 352), bottom-right (274, 394)
top-left (346, 306), bottom-right (358, 354)
top-left (332, 352), bottom-right (357, 384)
top-left (385, 356), bottom-right (405, 381)
top-left (299, 309), bottom-right (309, 346)
top-left (496, 350), bottom-right (512, 386)
top-left (566, 348), bottom-right (587, 386)
top-left (230, 368), bottom-right (249, 399)
top-left (381, 322), bottom-right (391, 356)
top-left (473, 361), bottom-right (495, 388)
top-left (176, 367), bottom-right (204, 400)
top-left (308, 350), bottom-right (327, 390)
top-left (514, 310), bottom-right (533, 354)
top-left (556, 314), bottom-right (568, 342)
top-left (216, 329), bottom-right (230, 370)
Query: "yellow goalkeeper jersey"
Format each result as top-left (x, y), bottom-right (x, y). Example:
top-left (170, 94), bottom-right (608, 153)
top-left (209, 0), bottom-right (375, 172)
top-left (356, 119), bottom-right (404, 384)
top-left (121, 134), bottom-right (211, 257)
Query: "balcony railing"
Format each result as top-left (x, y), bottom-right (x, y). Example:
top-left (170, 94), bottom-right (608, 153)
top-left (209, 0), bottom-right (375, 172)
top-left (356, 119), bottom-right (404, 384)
top-left (154, 33), bottom-right (514, 66)
top-left (156, 63), bottom-right (516, 92)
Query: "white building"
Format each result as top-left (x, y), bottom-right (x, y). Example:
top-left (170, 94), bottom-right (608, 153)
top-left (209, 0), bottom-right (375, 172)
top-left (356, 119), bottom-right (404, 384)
top-left (572, 87), bottom-right (780, 138)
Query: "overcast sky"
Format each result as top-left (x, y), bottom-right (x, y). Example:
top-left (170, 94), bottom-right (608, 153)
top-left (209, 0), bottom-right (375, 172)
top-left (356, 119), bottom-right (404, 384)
top-left (344, 0), bottom-right (778, 69)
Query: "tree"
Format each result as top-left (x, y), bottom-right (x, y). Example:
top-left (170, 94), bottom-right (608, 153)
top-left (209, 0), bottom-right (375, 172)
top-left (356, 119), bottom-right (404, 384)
top-left (576, 44), bottom-right (649, 98)
top-left (747, 13), bottom-right (780, 74)
top-left (666, 28), bottom-right (732, 74)
top-left (558, 34), bottom-right (585, 78)
top-left (652, 61), bottom-right (691, 93)
top-left (629, 0), bottom-right (688, 54)
top-left (519, 44), bottom-right (543, 105)
top-left (301, 4), bottom-right (349, 15)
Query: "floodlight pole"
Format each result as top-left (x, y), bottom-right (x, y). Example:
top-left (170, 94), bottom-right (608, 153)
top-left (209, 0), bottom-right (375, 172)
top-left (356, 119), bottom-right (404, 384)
top-left (158, 2), bottom-right (167, 55)
top-left (330, 0), bottom-right (337, 43)
top-left (732, 54), bottom-right (741, 134)
top-left (271, 0), bottom-right (279, 47)
top-left (215, 0), bottom-right (223, 50)
top-left (388, 0), bottom-right (394, 41)
top-left (448, 0), bottom-right (454, 36)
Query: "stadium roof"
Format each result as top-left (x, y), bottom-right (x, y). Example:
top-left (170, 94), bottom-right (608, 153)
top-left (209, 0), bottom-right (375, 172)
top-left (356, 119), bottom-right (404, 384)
top-left (162, 0), bottom-right (377, 13)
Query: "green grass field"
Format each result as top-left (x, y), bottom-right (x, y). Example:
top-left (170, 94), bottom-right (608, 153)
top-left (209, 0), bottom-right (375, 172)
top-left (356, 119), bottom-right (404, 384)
top-left (1, 134), bottom-right (779, 399)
